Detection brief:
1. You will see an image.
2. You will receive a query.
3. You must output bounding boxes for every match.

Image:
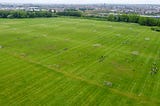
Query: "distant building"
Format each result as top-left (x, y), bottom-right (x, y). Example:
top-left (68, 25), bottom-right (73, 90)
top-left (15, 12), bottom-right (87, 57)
top-left (27, 7), bottom-right (40, 12)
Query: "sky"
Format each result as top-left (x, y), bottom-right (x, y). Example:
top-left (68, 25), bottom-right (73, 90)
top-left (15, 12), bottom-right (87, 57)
top-left (0, 0), bottom-right (160, 4)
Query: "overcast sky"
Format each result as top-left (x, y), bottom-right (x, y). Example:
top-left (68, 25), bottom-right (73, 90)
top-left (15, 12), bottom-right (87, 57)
top-left (0, 0), bottom-right (160, 4)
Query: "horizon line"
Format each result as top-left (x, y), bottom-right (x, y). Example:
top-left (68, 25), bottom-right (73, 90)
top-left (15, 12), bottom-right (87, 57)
top-left (0, 2), bottom-right (160, 5)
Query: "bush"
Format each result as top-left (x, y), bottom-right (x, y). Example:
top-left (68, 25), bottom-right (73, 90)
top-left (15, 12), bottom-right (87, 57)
top-left (151, 27), bottom-right (160, 32)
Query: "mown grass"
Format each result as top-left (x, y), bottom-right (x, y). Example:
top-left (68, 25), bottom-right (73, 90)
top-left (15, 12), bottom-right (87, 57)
top-left (0, 17), bottom-right (160, 106)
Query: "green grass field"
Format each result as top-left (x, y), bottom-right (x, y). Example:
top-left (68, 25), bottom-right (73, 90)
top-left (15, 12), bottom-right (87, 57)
top-left (0, 17), bottom-right (159, 106)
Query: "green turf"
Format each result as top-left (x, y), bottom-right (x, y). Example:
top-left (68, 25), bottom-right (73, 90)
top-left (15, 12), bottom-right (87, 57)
top-left (0, 17), bottom-right (159, 106)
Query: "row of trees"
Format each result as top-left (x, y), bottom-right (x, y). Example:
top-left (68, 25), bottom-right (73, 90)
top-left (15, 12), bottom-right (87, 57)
top-left (0, 10), bottom-right (82, 18)
top-left (0, 10), bottom-right (160, 27)
top-left (56, 11), bottom-right (82, 17)
top-left (56, 9), bottom-right (82, 17)
top-left (0, 10), bottom-right (53, 18)
top-left (107, 14), bottom-right (160, 26)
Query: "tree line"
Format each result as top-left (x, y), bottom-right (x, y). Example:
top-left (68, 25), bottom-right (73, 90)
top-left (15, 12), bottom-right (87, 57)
top-left (56, 9), bottom-right (82, 17)
top-left (0, 10), bottom-right (54, 18)
top-left (0, 10), bottom-right (82, 18)
top-left (107, 14), bottom-right (160, 26)
top-left (0, 10), bottom-right (160, 27)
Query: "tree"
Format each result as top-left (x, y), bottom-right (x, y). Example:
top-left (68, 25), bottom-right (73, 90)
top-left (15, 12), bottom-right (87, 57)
top-left (119, 14), bottom-right (129, 22)
top-left (138, 17), bottom-right (147, 25)
top-left (57, 11), bottom-right (82, 17)
top-left (128, 14), bottom-right (139, 23)
top-left (158, 19), bottom-right (160, 26)
top-left (0, 10), bottom-right (10, 18)
top-left (107, 14), bottom-right (115, 21)
top-left (138, 17), bottom-right (158, 26)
